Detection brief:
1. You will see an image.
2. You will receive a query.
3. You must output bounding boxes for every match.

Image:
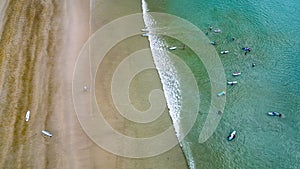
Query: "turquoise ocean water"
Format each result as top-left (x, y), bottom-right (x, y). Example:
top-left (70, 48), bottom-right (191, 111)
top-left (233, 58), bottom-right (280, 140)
top-left (143, 0), bottom-right (300, 168)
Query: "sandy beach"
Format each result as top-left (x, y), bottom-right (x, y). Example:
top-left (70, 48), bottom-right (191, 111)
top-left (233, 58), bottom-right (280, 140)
top-left (0, 0), bottom-right (92, 168)
top-left (0, 0), bottom-right (188, 168)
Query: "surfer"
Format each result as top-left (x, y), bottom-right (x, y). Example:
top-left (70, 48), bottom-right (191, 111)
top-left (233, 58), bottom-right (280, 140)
top-left (221, 50), bottom-right (229, 54)
top-left (267, 111), bottom-right (282, 117)
top-left (181, 45), bottom-right (186, 50)
top-left (217, 111), bottom-right (222, 115)
top-left (242, 47), bottom-right (251, 52)
top-left (214, 29), bottom-right (221, 33)
top-left (210, 41), bottom-right (217, 45)
top-left (227, 130), bottom-right (237, 141)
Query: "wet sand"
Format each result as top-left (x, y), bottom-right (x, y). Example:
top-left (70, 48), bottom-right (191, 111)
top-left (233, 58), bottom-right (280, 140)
top-left (0, 0), bottom-right (188, 168)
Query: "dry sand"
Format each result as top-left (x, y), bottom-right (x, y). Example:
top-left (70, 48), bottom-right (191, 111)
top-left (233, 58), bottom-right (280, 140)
top-left (0, 0), bottom-right (188, 168)
top-left (0, 0), bottom-right (93, 168)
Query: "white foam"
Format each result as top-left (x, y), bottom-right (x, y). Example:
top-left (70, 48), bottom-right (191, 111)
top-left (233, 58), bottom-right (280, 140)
top-left (183, 142), bottom-right (196, 169)
top-left (141, 0), bottom-right (183, 141)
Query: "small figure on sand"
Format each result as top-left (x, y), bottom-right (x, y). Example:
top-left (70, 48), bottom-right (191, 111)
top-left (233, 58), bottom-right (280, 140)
top-left (83, 85), bottom-right (88, 92)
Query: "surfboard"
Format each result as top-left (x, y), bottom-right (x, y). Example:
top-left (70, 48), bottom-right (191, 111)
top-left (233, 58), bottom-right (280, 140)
top-left (25, 110), bottom-right (30, 122)
top-left (169, 46), bottom-right (177, 50)
top-left (227, 81), bottom-right (238, 85)
top-left (42, 130), bottom-right (53, 137)
top-left (220, 50), bottom-right (229, 54)
top-left (233, 72), bottom-right (241, 76)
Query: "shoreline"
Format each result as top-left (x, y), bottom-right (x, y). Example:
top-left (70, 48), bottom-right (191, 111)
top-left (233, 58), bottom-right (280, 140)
top-left (91, 0), bottom-right (188, 168)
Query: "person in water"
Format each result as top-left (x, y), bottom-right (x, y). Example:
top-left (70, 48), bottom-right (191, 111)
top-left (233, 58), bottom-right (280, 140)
top-left (244, 47), bottom-right (251, 55)
top-left (243, 47), bottom-right (252, 55)
top-left (252, 63), bottom-right (256, 67)
top-left (217, 110), bottom-right (222, 115)
top-left (210, 41), bottom-right (217, 45)
top-left (181, 45), bottom-right (186, 50)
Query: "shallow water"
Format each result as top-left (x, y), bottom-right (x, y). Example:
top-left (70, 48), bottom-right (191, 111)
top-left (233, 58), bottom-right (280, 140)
top-left (144, 0), bottom-right (300, 168)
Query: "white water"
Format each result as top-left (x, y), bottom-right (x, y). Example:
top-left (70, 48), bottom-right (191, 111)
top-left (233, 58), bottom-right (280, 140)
top-left (183, 142), bottom-right (195, 169)
top-left (141, 0), bottom-right (183, 143)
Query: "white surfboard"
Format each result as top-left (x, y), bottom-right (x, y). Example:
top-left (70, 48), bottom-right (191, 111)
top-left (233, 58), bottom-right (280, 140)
top-left (25, 110), bottom-right (30, 122)
top-left (220, 50), bottom-right (229, 54)
top-left (41, 130), bottom-right (53, 137)
top-left (227, 81), bottom-right (238, 85)
top-left (169, 46), bottom-right (177, 50)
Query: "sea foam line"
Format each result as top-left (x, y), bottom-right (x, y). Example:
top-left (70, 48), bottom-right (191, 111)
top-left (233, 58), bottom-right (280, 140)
top-left (141, 0), bottom-right (183, 142)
